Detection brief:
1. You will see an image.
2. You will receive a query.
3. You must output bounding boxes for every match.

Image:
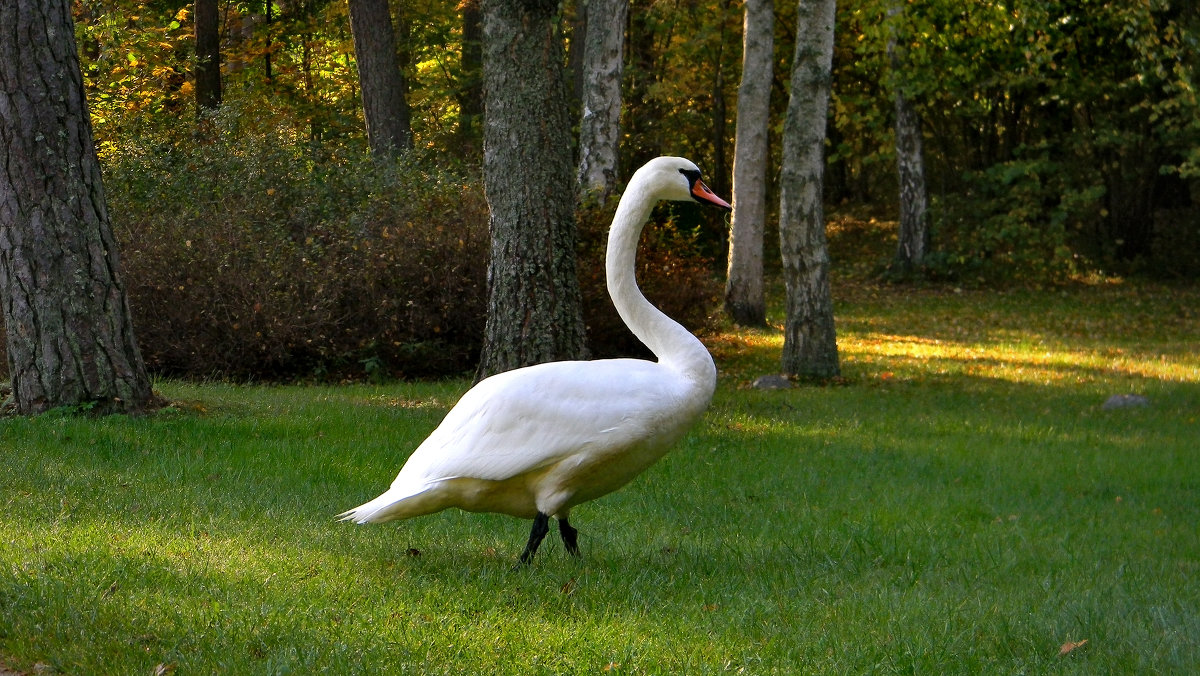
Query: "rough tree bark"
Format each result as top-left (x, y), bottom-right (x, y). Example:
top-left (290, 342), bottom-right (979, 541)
top-left (576, 0), bottom-right (628, 198)
top-left (349, 0), bottom-right (413, 158)
top-left (778, 0), bottom-right (840, 379)
top-left (0, 0), bottom-right (159, 415)
top-left (477, 0), bottom-right (587, 380)
top-left (194, 0), bottom-right (222, 111)
top-left (888, 2), bottom-right (929, 274)
top-left (724, 0), bottom-right (773, 327)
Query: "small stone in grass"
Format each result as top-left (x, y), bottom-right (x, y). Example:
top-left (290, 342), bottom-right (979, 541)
top-left (1101, 394), bottom-right (1149, 410)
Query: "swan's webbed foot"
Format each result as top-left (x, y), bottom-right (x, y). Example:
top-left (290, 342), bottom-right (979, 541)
top-left (517, 512), bottom-right (551, 565)
top-left (558, 517), bottom-right (580, 557)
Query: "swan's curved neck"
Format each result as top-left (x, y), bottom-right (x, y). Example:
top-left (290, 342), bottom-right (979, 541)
top-left (606, 181), bottom-right (716, 386)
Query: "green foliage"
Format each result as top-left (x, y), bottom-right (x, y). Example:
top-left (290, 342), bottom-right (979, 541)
top-left (930, 155), bottom-right (1104, 283)
top-left (75, 2), bottom-right (194, 155)
top-left (76, 0), bottom-right (369, 156)
top-left (835, 0), bottom-right (1200, 278)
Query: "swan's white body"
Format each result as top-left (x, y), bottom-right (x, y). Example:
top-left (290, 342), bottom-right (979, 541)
top-left (339, 157), bottom-right (730, 560)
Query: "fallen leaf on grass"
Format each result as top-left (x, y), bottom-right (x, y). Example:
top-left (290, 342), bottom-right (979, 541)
top-left (602, 663), bottom-right (620, 672)
top-left (1058, 639), bottom-right (1088, 656)
top-left (560, 577), bottom-right (577, 595)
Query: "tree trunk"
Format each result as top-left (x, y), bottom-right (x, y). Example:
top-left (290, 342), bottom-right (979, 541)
top-left (0, 0), bottom-right (159, 415)
top-left (456, 0), bottom-right (485, 152)
top-left (888, 3), bottom-right (929, 274)
top-left (477, 0), bottom-right (587, 380)
top-left (194, 0), bottom-right (222, 111)
top-left (709, 0), bottom-right (734, 199)
top-left (576, 0), bottom-right (628, 198)
top-left (349, 0), bottom-right (413, 158)
top-left (264, 0), bottom-right (274, 81)
top-left (778, 0), bottom-right (839, 380)
top-left (724, 0), bottom-right (773, 327)
top-left (892, 87), bottom-right (928, 272)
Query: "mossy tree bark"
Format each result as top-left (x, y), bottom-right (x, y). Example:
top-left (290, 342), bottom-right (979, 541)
top-left (0, 0), bottom-right (159, 415)
top-left (778, 0), bottom-right (840, 380)
top-left (476, 0), bottom-right (587, 380)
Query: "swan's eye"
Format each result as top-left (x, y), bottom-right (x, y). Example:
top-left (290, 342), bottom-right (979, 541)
top-left (678, 168), bottom-right (702, 184)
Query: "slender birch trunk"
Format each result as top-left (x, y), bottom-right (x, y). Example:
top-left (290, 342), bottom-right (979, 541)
top-left (888, 3), bottom-right (930, 274)
top-left (577, 0), bottom-right (628, 198)
top-left (725, 0), bottom-right (774, 326)
top-left (778, 0), bottom-right (840, 379)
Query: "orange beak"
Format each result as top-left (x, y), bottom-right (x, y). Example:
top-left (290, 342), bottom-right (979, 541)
top-left (691, 179), bottom-right (732, 210)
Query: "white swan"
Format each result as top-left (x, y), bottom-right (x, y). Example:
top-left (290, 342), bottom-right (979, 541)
top-left (339, 156), bottom-right (731, 563)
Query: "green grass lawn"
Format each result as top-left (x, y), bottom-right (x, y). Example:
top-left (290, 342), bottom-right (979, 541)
top-left (2, 279), bottom-right (1198, 674)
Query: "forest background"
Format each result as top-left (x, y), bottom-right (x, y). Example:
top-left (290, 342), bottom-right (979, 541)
top-left (27, 0), bottom-right (1198, 383)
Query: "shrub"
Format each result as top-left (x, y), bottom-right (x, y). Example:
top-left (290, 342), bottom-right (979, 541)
top-left (929, 157), bottom-right (1102, 284)
top-left (79, 112), bottom-right (720, 381)
top-left (107, 115), bottom-right (490, 381)
top-left (1149, 207), bottom-right (1200, 279)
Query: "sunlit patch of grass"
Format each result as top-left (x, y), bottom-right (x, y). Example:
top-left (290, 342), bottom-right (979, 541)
top-left (838, 331), bottom-right (1199, 386)
top-left (711, 280), bottom-right (1200, 391)
top-left (707, 325), bottom-right (784, 383)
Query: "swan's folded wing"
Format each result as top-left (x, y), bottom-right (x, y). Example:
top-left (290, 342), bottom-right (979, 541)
top-left (390, 359), bottom-right (685, 488)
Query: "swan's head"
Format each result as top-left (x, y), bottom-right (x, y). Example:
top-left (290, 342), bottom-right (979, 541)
top-left (635, 157), bottom-right (732, 210)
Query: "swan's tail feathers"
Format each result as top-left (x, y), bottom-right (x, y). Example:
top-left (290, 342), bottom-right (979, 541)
top-left (337, 485), bottom-right (442, 524)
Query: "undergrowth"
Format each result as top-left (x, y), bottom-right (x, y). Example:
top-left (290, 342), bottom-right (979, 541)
top-left (97, 114), bottom-right (719, 381)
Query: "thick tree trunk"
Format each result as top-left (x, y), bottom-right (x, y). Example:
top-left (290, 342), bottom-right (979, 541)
top-left (477, 0), bottom-right (586, 380)
top-left (194, 0), bottom-right (222, 111)
top-left (724, 0), bottom-right (773, 327)
top-left (0, 0), bottom-right (158, 415)
top-left (778, 0), bottom-right (839, 380)
top-left (576, 0), bottom-right (628, 197)
top-left (888, 4), bottom-right (929, 274)
top-left (349, 0), bottom-right (413, 158)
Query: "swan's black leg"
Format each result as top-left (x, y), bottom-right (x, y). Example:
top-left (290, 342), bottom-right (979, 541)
top-left (558, 517), bottom-right (580, 557)
top-left (518, 512), bottom-right (551, 564)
